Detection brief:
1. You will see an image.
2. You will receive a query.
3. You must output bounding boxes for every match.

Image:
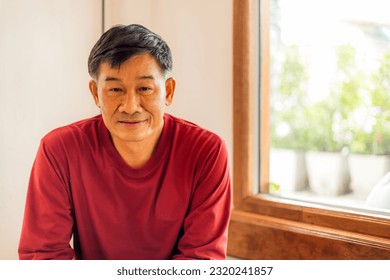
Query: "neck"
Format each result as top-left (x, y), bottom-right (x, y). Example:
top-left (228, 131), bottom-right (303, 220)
top-left (112, 126), bottom-right (163, 169)
top-left (116, 142), bottom-right (153, 168)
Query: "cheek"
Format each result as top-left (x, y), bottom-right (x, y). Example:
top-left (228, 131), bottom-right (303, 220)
top-left (143, 93), bottom-right (166, 109)
top-left (99, 97), bottom-right (120, 114)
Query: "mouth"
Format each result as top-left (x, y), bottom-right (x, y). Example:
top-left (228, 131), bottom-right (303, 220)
top-left (118, 119), bottom-right (147, 127)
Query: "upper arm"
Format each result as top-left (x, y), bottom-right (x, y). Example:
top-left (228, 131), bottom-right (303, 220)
top-left (18, 138), bottom-right (75, 260)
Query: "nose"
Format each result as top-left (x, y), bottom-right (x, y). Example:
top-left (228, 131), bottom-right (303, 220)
top-left (118, 91), bottom-right (142, 114)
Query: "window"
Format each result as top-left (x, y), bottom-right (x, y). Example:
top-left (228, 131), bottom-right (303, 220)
top-left (227, 0), bottom-right (390, 259)
top-left (268, 0), bottom-right (390, 213)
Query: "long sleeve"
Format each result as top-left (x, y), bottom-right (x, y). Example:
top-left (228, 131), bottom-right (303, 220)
top-left (18, 138), bottom-right (75, 260)
top-left (172, 139), bottom-right (232, 260)
top-left (18, 115), bottom-right (232, 260)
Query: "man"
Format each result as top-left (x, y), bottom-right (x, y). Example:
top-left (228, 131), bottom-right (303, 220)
top-left (18, 24), bottom-right (231, 260)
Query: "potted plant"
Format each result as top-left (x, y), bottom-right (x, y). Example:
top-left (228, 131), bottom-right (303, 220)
top-left (348, 50), bottom-right (390, 199)
top-left (270, 111), bottom-right (309, 193)
top-left (304, 45), bottom-right (363, 196)
top-left (304, 99), bottom-right (351, 196)
top-left (270, 45), bottom-right (309, 193)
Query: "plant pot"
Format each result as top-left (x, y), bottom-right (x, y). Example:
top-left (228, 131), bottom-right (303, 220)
top-left (305, 151), bottom-right (350, 196)
top-left (348, 154), bottom-right (390, 199)
top-left (270, 148), bottom-right (307, 193)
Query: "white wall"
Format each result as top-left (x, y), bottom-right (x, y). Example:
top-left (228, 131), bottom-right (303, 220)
top-left (104, 0), bottom-right (153, 28)
top-left (0, 0), bottom-right (101, 259)
top-left (0, 0), bottom-right (233, 259)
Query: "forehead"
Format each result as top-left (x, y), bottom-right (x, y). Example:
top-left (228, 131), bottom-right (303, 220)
top-left (97, 53), bottom-right (164, 80)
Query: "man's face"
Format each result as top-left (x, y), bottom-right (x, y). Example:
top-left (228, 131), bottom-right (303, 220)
top-left (89, 52), bottom-right (175, 146)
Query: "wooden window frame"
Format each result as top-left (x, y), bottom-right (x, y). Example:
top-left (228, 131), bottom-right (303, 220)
top-left (227, 0), bottom-right (390, 259)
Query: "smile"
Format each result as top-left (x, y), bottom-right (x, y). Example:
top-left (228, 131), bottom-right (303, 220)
top-left (118, 120), bottom-right (147, 127)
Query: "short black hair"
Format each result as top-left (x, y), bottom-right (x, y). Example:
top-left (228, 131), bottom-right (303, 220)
top-left (88, 24), bottom-right (172, 79)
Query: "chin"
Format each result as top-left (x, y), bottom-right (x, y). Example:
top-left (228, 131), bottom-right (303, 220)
top-left (116, 132), bottom-right (149, 143)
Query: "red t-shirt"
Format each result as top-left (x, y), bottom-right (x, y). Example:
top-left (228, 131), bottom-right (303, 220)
top-left (18, 114), bottom-right (231, 259)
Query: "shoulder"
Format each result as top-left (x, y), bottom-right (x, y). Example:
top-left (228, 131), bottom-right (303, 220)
top-left (164, 114), bottom-right (228, 160)
top-left (41, 115), bottom-right (102, 148)
top-left (165, 115), bottom-right (230, 190)
top-left (165, 114), bottom-right (224, 146)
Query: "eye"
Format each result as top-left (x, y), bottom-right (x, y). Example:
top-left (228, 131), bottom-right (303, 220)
top-left (109, 88), bottom-right (123, 92)
top-left (138, 86), bottom-right (153, 95)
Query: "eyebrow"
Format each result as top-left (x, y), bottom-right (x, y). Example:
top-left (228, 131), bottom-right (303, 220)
top-left (137, 75), bottom-right (155, 80)
top-left (104, 76), bottom-right (121, 81)
top-left (104, 75), bottom-right (155, 82)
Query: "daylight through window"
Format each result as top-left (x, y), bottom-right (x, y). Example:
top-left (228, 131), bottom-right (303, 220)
top-left (267, 0), bottom-right (390, 214)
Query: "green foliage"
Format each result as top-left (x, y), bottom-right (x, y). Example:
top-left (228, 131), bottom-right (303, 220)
top-left (269, 182), bottom-right (280, 194)
top-left (278, 45), bottom-right (308, 101)
top-left (349, 49), bottom-right (390, 154)
top-left (270, 45), bottom-right (310, 150)
top-left (303, 100), bottom-right (341, 151)
top-left (324, 44), bottom-right (367, 151)
top-left (271, 44), bottom-right (390, 154)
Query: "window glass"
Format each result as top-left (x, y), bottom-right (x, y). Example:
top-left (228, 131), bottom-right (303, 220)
top-left (268, 0), bottom-right (390, 214)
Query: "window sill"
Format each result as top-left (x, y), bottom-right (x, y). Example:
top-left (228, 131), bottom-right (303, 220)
top-left (227, 195), bottom-right (390, 259)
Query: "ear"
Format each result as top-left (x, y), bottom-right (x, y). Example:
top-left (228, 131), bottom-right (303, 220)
top-left (164, 77), bottom-right (176, 106)
top-left (89, 80), bottom-right (100, 108)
